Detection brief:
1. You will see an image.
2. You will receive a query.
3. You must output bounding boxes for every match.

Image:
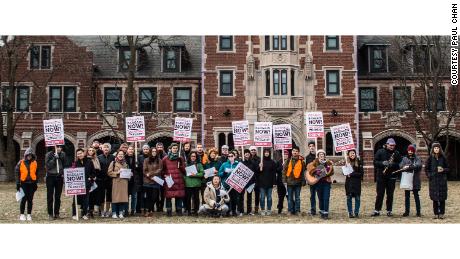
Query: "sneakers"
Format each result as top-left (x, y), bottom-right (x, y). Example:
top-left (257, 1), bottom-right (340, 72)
top-left (72, 216), bottom-right (78, 220)
top-left (82, 215), bottom-right (89, 220)
top-left (48, 215), bottom-right (55, 221)
top-left (266, 210), bottom-right (272, 216)
top-left (348, 213), bottom-right (355, 218)
top-left (386, 211), bottom-right (393, 217)
top-left (118, 213), bottom-right (124, 219)
top-left (19, 214), bottom-right (26, 221)
top-left (439, 214), bottom-right (445, 219)
top-left (238, 213), bottom-right (243, 217)
top-left (112, 213), bottom-right (118, 219)
top-left (26, 214), bottom-right (32, 221)
top-left (371, 211), bottom-right (380, 217)
top-left (260, 210), bottom-right (266, 216)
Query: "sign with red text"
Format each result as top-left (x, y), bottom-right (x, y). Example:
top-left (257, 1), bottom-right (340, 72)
top-left (126, 116), bottom-right (145, 142)
top-left (225, 162), bottom-right (254, 193)
top-left (173, 117), bottom-right (193, 142)
top-left (43, 119), bottom-right (65, 147)
top-left (254, 122), bottom-right (273, 147)
top-left (331, 123), bottom-right (355, 152)
top-left (273, 124), bottom-right (292, 150)
top-left (232, 120), bottom-right (252, 146)
top-left (64, 167), bottom-right (86, 196)
top-left (305, 112), bottom-right (324, 138)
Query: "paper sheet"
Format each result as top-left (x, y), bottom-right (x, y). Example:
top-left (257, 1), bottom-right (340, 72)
top-left (165, 175), bottom-right (174, 188)
top-left (204, 168), bottom-right (215, 178)
top-left (185, 165), bottom-right (198, 176)
top-left (342, 165), bottom-right (354, 176)
top-left (152, 176), bottom-right (165, 186)
top-left (16, 188), bottom-right (25, 202)
top-left (120, 169), bottom-right (132, 179)
top-left (246, 183), bottom-right (255, 193)
top-left (89, 182), bottom-right (98, 193)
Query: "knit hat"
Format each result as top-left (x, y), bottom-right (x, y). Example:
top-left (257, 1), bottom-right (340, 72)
top-left (249, 146), bottom-right (257, 151)
top-left (407, 144), bottom-right (416, 153)
top-left (316, 149), bottom-right (326, 157)
top-left (283, 150), bottom-right (290, 156)
top-left (386, 138), bottom-right (396, 145)
top-left (142, 144), bottom-right (150, 150)
top-left (431, 141), bottom-right (441, 149)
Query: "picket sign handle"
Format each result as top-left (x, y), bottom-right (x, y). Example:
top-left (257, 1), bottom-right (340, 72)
top-left (241, 146), bottom-right (244, 160)
top-left (314, 138), bottom-right (318, 154)
top-left (55, 145), bottom-right (60, 174)
top-left (178, 142), bottom-right (182, 168)
top-left (134, 141), bottom-right (138, 167)
top-left (75, 195), bottom-right (79, 221)
top-left (282, 148), bottom-right (285, 165)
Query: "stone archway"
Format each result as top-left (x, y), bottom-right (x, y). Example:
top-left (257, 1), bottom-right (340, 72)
top-left (87, 130), bottom-right (125, 145)
top-left (373, 129), bottom-right (416, 148)
top-left (439, 130), bottom-right (460, 180)
top-left (145, 131), bottom-right (174, 143)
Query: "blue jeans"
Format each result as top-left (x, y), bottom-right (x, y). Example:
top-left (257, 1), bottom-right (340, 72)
top-left (166, 198), bottom-right (183, 212)
top-left (347, 195), bottom-right (361, 215)
top-left (130, 190), bottom-right (137, 212)
top-left (287, 185), bottom-right (302, 213)
top-left (309, 184), bottom-right (318, 213)
top-left (317, 182), bottom-right (331, 214)
top-left (259, 187), bottom-right (273, 211)
top-left (112, 202), bottom-right (128, 216)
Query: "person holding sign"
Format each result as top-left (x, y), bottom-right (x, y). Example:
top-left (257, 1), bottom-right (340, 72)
top-left (45, 145), bottom-right (67, 220)
top-left (97, 143), bottom-right (115, 218)
top-left (372, 138), bottom-right (402, 217)
top-left (307, 150), bottom-right (334, 219)
top-left (142, 147), bottom-right (164, 217)
top-left (125, 145), bottom-right (142, 216)
top-left (198, 175), bottom-right (230, 217)
top-left (202, 148), bottom-right (220, 202)
top-left (274, 150), bottom-right (289, 214)
top-left (242, 149), bottom-right (257, 215)
top-left (344, 150), bottom-right (363, 218)
top-left (161, 143), bottom-right (186, 217)
top-left (282, 147), bottom-right (306, 216)
top-left (15, 148), bottom-right (38, 221)
top-left (108, 150), bottom-right (129, 219)
top-left (87, 147), bottom-right (101, 218)
top-left (249, 147), bottom-right (261, 215)
top-left (71, 149), bottom-right (93, 220)
top-left (258, 148), bottom-right (277, 216)
top-left (218, 151), bottom-right (240, 216)
top-left (425, 142), bottom-right (449, 219)
top-left (399, 144), bottom-right (423, 217)
top-left (184, 151), bottom-right (204, 216)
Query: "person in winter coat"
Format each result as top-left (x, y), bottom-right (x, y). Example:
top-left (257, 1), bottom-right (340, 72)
top-left (425, 141), bottom-right (449, 219)
top-left (203, 148), bottom-right (220, 186)
top-left (136, 145), bottom-right (150, 214)
top-left (372, 138), bottom-right (402, 217)
top-left (142, 147), bottom-right (163, 217)
top-left (400, 144), bottom-right (423, 217)
top-left (108, 150), bottom-right (129, 219)
top-left (198, 175), bottom-right (230, 217)
top-left (125, 145), bottom-right (141, 216)
top-left (15, 148), bottom-right (38, 221)
top-left (307, 149), bottom-right (334, 219)
top-left (305, 141), bottom-right (318, 216)
top-left (162, 143), bottom-right (186, 217)
top-left (257, 148), bottom-right (277, 216)
top-left (87, 147), bottom-right (101, 218)
top-left (282, 146), bottom-right (306, 215)
top-left (180, 142), bottom-right (192, 162)
top-left (219, 145), bottom-right (229, 164)
top-left (249, 146), bottom-right (261, 214)
top-left (218, 151), bottom-right (240, 216)
top-left (196, 144), bottom-right (209, 165)
top-left (155, 142), bottom-right (167, 212)
top-left (45, 145), bottom-right (67, 220)
top-left (275, 150), bottom-right (289, 214)
top-left (344, 149), bottom-right (363, 218)
top-left (184, 151), bottom-right (204, 216)
top-left (242, 149), bottom-right (257, 215)
top-left (97, 143), bottom-right (115, 217)
top-left (71, 148), bottom-right (94, 220)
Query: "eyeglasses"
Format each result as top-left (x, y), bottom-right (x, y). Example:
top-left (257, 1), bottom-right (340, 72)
top-left (228, 155), bottom-right (234, 158)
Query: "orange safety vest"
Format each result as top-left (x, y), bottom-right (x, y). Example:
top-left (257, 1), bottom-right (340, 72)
top-left (19, 160), bottom-right (37, 182)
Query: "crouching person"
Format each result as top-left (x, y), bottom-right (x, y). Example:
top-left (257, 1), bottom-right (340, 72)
top-left (199, 175), bottom-right (230, 217)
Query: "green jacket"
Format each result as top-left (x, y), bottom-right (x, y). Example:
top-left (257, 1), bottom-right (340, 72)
top-left (184, 162), bottom-right (204, 188)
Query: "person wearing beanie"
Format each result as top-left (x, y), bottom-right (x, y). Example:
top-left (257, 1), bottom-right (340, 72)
top-left (425, 141), bottom-right (449, 219)
top-left (307, 149), bottom-right (334, 219)
top-left (372, 138), bottom-right (402, 217)
top-left (305, 141), bottom-right (319, 216)
top-left (400, 144), bottom-right (423, 217)
top-left (344, 149), bottom-right (363, 218)
top-left (162, 142), bottom-right (186, 217)
top-left (257, 148), bottom-right (277, 216)
top-left (282, 146), bottom-right (306, 216)
top-left (249, 146), bottom-right (261, 214)
top-left (15, 148), bottom-right (38, 221)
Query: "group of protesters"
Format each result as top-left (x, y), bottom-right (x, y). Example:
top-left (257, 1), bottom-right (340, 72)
top-left (15, 137), bottom-right (449, 221)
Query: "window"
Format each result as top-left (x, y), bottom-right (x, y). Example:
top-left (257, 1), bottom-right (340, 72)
top-left (326, 132), bottom-right (342, 156)
top-left (326, 70), bottom-right (340, 96)
top-left (219, 36), bottom-right (233, 51)
top-left (30, 45), bottom-right (51, 69)
top-left (163, 47), bottom-right (180, 72)
top-left (370, 46), bottom-right (387, 72)
top-left (291, 70), bottom-right (295, 96)
top-left (174, 88), bottom-right (191, 112)
top-left (427, 86), bottom-right (446, 111)
top-left (16, 86), bottom-right (29, 111)
top-left (265, 36), bottom-right (270, 51)
top-left (273, 70), bottom-right (279, 95)
top-left (326, 36), bottom-right (339, 50)
top-left (219, 71), bottom-right (233, 96)
top-left (1, 88), bottom-right (11, 111)
top-left (265, 70), bottom-right (270, 96)
top-left (359, 88), bottom-right (377, 112)
top-left (290, 36), bottom-right (295, 50)
top-left (139, 88), bottom-right (157, 112)
top-left (393, 87), bottom-right (411, 112)
top-left (119, 47), bottom-right (132, 71)
top-left (281, 36), bottom-right (287, 50)
top-left (49, 86), bottom-right (76, 112)
top-left (273, 36), bottom-right (279, 50)
top-left (104, 88), bottom-right (121, 112)
top-left (281, 70), bottom-right (287, 95)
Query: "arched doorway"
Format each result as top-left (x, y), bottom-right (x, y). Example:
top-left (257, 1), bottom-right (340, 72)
top-left (0, 137), bottom-right (20, 181)
top-left (35, 138), bottom-right (75, 179)
top-left (374, 136), bottom-right (412, 157)
top-left (439, 135), bottom-right (460, 180)
top-left (97, 135), bottom-right (123, 154)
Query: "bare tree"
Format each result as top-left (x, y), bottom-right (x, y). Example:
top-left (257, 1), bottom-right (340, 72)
top-left (388, 35), bottom-right (459, 152)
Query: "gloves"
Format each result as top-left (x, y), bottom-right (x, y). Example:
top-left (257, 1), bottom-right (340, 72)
top-left (16, 183), bottom-right (20, 191)
top-left (382, 161), bottom-right (389, 166)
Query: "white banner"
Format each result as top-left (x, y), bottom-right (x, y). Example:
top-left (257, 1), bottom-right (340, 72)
top-left (232, 120), bottom-right (252, 146)
top-left (225, 162), bottom-right (254, 193)
top-left (305, 112), bottom-right (324, 138)
top-left (173, 117), bottom-right (193, 142)
top-left (43, 119), bottom-right (65, 147)
top-left (254, 122), bottom-right (273, 147)
top-left (64, 167), bottom-right (86, 196)
top-left (273, 124), bottom-right (292, 150)
top-left (125, 116), bottom-right (146, 142)
top-left (331, 123), bottom-right (355, 153)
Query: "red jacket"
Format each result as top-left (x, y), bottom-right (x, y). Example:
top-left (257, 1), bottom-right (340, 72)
top-left (161, 156), bottom-right (186, 198)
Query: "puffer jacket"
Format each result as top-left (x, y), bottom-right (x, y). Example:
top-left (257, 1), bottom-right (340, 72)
top-left (425, 155), bottom-right (449, 201)
top-left (203, 181), bottom-right (230, 210)
top-left (161, 155), bottom-right (186, 198)
top-left (218, 160), bottom-right (239, 190)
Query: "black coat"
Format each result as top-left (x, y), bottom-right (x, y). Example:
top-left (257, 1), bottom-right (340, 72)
top-left (374, 148), bottom-right (402, 180)
top-left (345, 158), bottom-right (363, 197)
top-left (425, 155), bottom-right (449, 201)
top-left (126, 155), bottom-right (142, 193)
top-left (97, 153), bottom-right (115, 182)
top-left (275, 160), bottom-right (284, 186)
top-left (305, 152), bottom-right (316, 167)
top-left (257, 157), bottom-right (277, 189)
top-left (242, 159), bottom-right (257, 188)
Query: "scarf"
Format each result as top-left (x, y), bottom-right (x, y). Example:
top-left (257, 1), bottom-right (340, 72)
top-left (287, 157), bottom-right (302, 179)
top-left (168, 151), bottom-right (179, 160)
top-left (88, 155), bottom-right (101, 170)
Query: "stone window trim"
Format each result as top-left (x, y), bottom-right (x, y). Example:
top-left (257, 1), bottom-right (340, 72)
top-left (28, 44), bottom-right (53, 70)
top-left (216, 36), bottom-right (236, 53)
top-left (216, 67), bottom-right (237, 98)
top-left (161, 46), bottom-right (182, 73)
top-left (117, 46), bottom-right (141, 73)
top-left (367, 44), bottom-right (389, 73)
top-left (263, 36), bottom-right (296, 52)
top-left (173, 87), bottom-right (192, 113)
top-left (264, 67), bottom-right (297, 97)
top-left (47, 85), bottom-right (78, 113)
top-left (358, 86), bottom-right (378, 113)
top-left (137, 86), bottom-right (158, 113)
top-left (323, 67), bottom-right (343, 98)
top-left (1, 82), bottom-right (34, 113)
top-left (392, 85), bottom-right (412, 112)
top-left (102, 86), bottom-right (124, 113)
top-left (323, 35), bottom-right (342, 52)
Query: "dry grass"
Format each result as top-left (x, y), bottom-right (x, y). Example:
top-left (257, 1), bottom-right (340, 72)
top-left (0, 181), bottom-right (458, 224)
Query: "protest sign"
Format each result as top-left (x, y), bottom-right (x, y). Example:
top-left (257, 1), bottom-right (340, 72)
top-left (43, 119), bottom-right (65, 147)
top-left (64, 167), bottom-right (86, 196)
top-left (305, 112), bottom-right (324, 138)
top-left (173, 117), bottom-right (193, 142)
top-left (225, 162), bottom-right (254, 193)
top-left (254, 122), bottom-right (273, 147)
top-left (232, 120), bottom-right (252, 146)
top-left (125, 116), bottom-right (145, 142)
top-left (273, 124), bottom-right (292, 150)
top-left (120, 169), bottom-right (132, 179)
top-left (331, 123), bottom-right (355, 153)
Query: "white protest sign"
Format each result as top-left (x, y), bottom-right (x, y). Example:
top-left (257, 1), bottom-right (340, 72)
top-left (64, 167), bottom-right (86, 196)
top-left (342, 165), bottom-right (353, 176)
top-left (225, 162), bottom-right (254, 193)
top-left (173, 117), bottom-right (193, 142)
top-left (273, 124), bottom-right (292, 150)
top-left (152, 176), bottom-right (164, 186)
top-left (165, 175), bottom-right (174, 188)
top-left (232, 120), bottom-right (252, 146)
top-left (254, 122), bottom-right (273, 147)
top-left (204, 168), bottom-right (215, 178)
top-left (43, 119), bottom-right (65, 147)
top-left (125, 116), bottom-right (145, 142)
top-left (331, 123), bottom-right (355, 153)
top-left (119, 169), bottom-right (132, 179)
top-left (305, 112), bottom-right (324, 138)
top-left (185, 165), bottom-right (198, 176)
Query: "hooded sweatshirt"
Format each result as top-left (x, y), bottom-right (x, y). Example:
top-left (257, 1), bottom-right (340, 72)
top-left (15, 148), bottom-right (37, 184)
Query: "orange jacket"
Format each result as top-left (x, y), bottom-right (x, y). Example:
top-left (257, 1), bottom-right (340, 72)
top-left (19, 160), bottom-right (37, 182)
